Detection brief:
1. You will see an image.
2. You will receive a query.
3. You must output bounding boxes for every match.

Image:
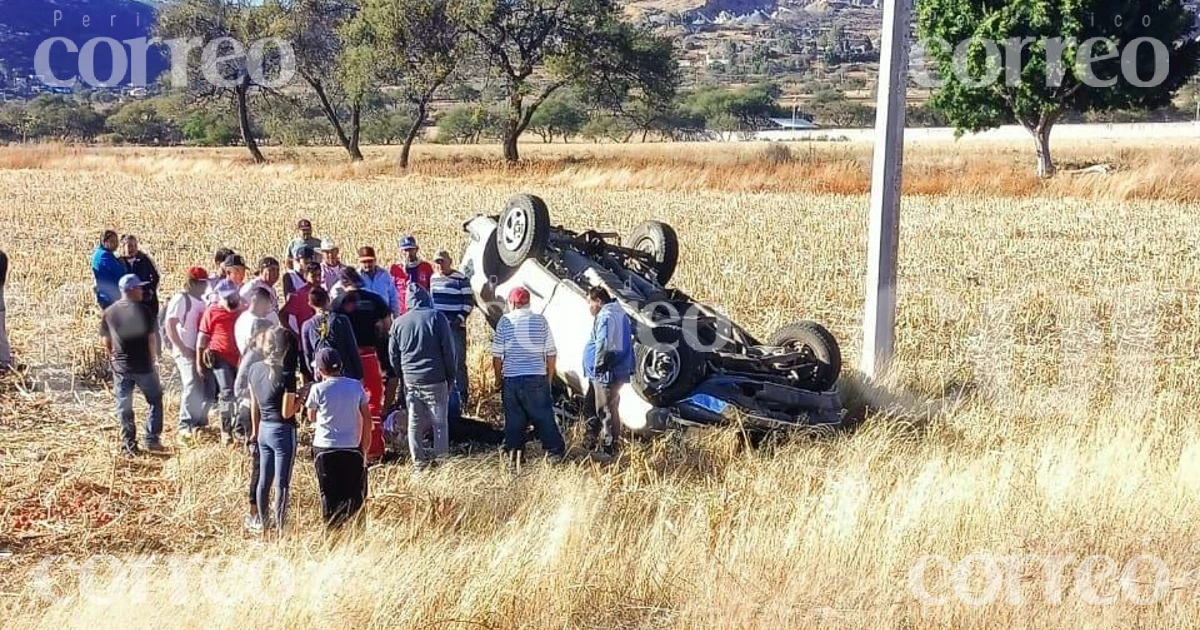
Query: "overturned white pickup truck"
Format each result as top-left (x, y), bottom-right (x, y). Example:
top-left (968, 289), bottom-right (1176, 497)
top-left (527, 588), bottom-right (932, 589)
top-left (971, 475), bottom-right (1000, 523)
top-left (460, 194), bottom-right (844, 435)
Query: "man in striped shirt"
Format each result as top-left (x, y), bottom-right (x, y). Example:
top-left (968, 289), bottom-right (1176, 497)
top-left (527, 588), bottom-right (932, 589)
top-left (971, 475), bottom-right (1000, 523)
top-left (430, 250), bottom-right (473, 419)
top-left (491, 287), bottom-right (565, 463)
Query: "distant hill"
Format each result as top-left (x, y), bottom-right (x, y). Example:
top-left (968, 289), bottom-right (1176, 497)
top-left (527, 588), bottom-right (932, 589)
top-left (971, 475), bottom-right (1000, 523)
top-left (0, 0), bottom-right (162, 87)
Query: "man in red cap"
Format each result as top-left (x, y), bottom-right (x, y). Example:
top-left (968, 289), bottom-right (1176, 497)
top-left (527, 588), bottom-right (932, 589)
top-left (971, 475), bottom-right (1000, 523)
top-left (491, 286), bottom-right (565, 465)
top-left (390, 235), bottom-right (434, 317)
top-left (164, 267), bottom-right (212, 442)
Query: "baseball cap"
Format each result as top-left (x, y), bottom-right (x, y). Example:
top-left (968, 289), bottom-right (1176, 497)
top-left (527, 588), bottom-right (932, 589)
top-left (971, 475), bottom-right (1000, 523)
top-left (358, 246), bottom-right (376, 262)
top-left (508, 286), bottom-right (530, 304)
top-left (258, 256), bottom-right (280, 270)
top-left (216, 279), bottom-right (239, 300)
top-left (398, 235), bottom-right (418, 250)
top-left (315, 347), bottom-right (343, 372)
top-left (298, 219), bottom-right (312, 229)
top-left (296, 245), bottom-right (317, 261)
top-left (223, 254), bottom-right (246, 270)
top-left (187, 266), bottom-right (208, 282)
top-left (118, 274), bottom-right (147, 291)
top-left (433, 249), bottom-right (451, 263)
top-left (320, 239), bottom-right (338, 252)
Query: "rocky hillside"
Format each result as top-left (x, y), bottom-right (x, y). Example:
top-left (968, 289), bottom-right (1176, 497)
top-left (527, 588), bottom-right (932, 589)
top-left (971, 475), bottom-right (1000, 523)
top-left (0, 0), bottom-right (161, 88)
top-left (627, 0), bottom-right (1200, 99)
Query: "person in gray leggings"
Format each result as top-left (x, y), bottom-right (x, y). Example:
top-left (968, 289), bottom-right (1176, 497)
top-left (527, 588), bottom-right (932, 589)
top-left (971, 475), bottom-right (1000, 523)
top-left (248, 327), bottom-right (300, 534)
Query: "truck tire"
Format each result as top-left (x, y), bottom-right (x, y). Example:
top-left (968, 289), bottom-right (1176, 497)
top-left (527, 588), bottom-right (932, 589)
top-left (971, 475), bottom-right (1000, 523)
top-left (768, 321), bottom-right (842, 392)
top-left (628, 221), bottom-right (679, 285)
top-left (633, 324), bottom-right (705, 406)
top-left (497, 194), bottom-right (550, 268)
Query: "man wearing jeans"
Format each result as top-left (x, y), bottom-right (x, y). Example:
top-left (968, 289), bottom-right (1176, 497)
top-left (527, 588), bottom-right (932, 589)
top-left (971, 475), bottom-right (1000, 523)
top-left (100, 274), bottom-right (164, 456)
top-left (583, 287), bottom-right (635, 457)
top-left (388, 284), bottom-right (457, 473)
top-left (164, 267), bottom-right (211, 441)
top-left (491, 287), bottom-right (565, 465)
top-left (430, 250), bottom-right (473, 420)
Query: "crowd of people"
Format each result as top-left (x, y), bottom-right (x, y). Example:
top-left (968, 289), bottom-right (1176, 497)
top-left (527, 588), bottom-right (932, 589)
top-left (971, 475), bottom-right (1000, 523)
top-left (90, 219), bottom-right (635, 535)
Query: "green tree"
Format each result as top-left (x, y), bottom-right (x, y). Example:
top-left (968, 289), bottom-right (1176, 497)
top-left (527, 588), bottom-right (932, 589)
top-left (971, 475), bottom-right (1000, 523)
top-left (435, 104), bottom-right (502, 143)
top-left (580, 115), bottom-right (633, 143)
top-left (156, 0), bottom-right (274, 163)
top-left (579, 23), bottom-right (681, 143)
top-left (459, 0), bottom-right (677, 162)
top-left (917, 0), bottom-right (1200, 177)
top-left (818, 100), bottom-right (874, 127)
top-left (182, 109), bottom-right (240, 146)
top-left (267, 0), bottom-right (364, 160)
top-left (528, 96), bottom-right (587, 143)
top-left (682, 83), bottom-right (781, 132)
top-left (1179, 78), bottom-right (1200, 121)
top-left (361, 111), bottom-right (417, 145)
top-left (105, 101), bottom-right (182, 144)
top-left (23, 95), bottom-right (104, 141)
top-left (344, 0), bottom-right (466, 168)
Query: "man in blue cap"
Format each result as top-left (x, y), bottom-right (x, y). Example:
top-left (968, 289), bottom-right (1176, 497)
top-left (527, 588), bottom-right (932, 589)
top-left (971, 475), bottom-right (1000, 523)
top-left (389, 235), bottom-right (434, 317)
top-left (100, 274), bottom-right (164, 456)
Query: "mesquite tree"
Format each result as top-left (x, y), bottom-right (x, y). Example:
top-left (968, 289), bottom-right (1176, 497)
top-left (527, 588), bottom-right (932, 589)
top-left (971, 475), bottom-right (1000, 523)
top-left (916, 0), bottom-right (1200, 177)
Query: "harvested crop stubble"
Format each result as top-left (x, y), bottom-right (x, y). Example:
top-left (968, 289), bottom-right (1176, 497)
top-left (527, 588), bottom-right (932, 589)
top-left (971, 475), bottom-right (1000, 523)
top-left (2, 158), bottom-right (1200, 627)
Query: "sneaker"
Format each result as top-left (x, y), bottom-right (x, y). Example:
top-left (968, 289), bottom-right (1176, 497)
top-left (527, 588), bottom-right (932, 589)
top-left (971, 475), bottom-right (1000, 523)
top-left (144, 442), bottom-right (167, 454)
top-left (244, 513), bottom-right (263, 533)
top-left (120, 443), bottom-right (141, 458)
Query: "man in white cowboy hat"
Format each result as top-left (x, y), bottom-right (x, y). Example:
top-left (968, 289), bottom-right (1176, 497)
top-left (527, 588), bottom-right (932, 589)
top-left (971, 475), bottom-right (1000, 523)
top-left (319, 239), bottom-right (347, 292)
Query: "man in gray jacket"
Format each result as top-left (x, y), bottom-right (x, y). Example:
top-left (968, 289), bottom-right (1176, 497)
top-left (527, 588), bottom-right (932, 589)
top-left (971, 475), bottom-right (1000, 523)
top-left (388, 284), bottom-right (457, 472)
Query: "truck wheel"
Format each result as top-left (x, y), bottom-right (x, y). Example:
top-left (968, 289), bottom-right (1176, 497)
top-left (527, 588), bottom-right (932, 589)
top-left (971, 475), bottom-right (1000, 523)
top-left (633, 325), bottom-right (704, 406)
top-left (497, 194), bottom-right (550, 268)
top-left (768, 321), bottom-right (842, 391)
top-left (628, 221), bottom-right (679, 285)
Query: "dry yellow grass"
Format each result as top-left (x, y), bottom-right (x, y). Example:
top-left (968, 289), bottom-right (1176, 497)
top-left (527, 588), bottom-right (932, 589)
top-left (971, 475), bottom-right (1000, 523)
top-left (1, 146), bottom-right (1200, 628)
top-left (4, 138), bottom-right (1200, 201)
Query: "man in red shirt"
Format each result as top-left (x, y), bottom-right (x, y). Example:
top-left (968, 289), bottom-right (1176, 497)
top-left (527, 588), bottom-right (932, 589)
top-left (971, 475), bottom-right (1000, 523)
top-left (198, 279), bottom-right (246, 445)
top-left (390, 235), bottom-right (434, 317)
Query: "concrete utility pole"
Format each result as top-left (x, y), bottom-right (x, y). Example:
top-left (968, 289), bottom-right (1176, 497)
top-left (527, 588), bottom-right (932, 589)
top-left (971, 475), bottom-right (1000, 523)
top-left (860, 0), bottom-right (912, 380)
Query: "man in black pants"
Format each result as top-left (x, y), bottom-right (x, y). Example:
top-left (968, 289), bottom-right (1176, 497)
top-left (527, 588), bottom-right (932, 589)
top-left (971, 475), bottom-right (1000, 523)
top-left (305, 348), bottom-right (372, 528)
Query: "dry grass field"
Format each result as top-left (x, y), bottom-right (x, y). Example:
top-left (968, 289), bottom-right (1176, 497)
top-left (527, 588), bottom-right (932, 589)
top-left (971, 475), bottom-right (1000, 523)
top-left (2, 140), bottom-right (1200, 628)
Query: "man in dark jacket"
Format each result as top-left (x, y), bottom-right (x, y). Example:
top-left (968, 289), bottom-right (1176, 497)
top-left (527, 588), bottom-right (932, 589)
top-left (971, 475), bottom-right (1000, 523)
top-left (119, 234), bottom-right (162, 323)
top-left (388, 284), bottom-right (456, 472)
top-left (301, 286), bottom-right (363, 383)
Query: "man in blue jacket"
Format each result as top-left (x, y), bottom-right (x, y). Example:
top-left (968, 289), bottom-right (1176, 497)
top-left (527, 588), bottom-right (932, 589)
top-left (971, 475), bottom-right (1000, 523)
top-left (92, 230), bottom-right (125, 310)
top-left (583, 287), bottom-right (635, 457)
